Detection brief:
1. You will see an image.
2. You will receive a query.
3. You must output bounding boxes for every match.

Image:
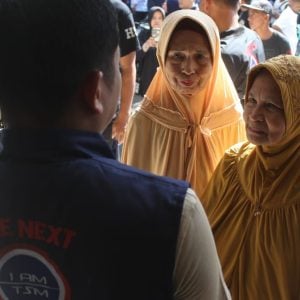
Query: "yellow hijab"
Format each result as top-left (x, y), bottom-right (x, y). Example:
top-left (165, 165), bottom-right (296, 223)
top-left (241, 55), bottom-right (300, 205)
top-left (122, 10), bottom-right (245, 197)
top-left (201, 55), bottom-right (300, 299)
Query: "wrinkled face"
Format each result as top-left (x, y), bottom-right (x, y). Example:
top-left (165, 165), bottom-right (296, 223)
top-left (243, 71), bottom-right (286, 145)
top-left (248, 9), bottom-right (267, 31)
top-left (150, 11), bottom-right (164, 28)
top-left (165, 29), bottom-right (213, 97)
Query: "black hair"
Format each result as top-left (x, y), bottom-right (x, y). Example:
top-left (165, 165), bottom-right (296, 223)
top-left (0, 0), bottom-right (119, 123)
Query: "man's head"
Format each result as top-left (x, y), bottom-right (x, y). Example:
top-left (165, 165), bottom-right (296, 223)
top-left (243, 0), bottom-right (272, 31)
top-left (200, 0), bottom-right (240, 32)
top-left (0, 0), bottom-right (120, 130)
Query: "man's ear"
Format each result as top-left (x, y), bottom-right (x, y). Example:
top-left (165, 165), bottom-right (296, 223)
top-left (80, 70), bottom-right (105, 114)
top-left (200, 0), bottom-right (209, 12)
top-left (265, 13), bottom-right (270, 23)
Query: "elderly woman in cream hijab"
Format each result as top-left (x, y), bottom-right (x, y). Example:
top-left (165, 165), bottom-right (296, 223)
top-left (202, 55), bottom-right (300, 299)
top-left (122, 10), bottom-right (246, 198)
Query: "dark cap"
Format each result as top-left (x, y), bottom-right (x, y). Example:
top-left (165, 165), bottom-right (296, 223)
top-left (242, 0), bottom-right (273, 14)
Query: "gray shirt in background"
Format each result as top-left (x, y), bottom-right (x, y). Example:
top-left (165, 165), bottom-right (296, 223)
top-left (262, 30), bottom-right (292, 59)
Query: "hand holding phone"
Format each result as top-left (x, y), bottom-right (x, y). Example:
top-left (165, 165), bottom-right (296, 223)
top-left (151, 28), bottom-right (160, 42)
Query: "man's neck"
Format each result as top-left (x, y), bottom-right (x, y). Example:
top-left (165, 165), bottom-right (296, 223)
top-left (255, 26), bottom-right (273, 40)
top-left (218, 13), bottom-right (240, 33)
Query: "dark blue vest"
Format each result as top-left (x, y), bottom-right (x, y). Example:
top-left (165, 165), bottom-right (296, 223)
top-left (0, 129), bottom-right (187, 300)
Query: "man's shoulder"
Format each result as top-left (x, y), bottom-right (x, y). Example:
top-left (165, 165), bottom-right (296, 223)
top-left (111, 0), bottom-right (139, 56)
top-left (239, 26), bottom-right (262, 43)
top-left (271, 29), bottom-right (291, 43)
top-left (221, 27), bottom-right (259, 57)
top-left (90, 155), bottom-right (189, 192)
top-left (221, 26), bottom-right (261, 45)
top-left (110, 0), bottom-right (131, 15)
top-left (223, 26), bottom-right (265, 61)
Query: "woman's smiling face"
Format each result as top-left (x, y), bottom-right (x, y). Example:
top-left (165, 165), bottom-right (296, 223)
top-left (243, 70), bottom-right (286, 145)
top-left (165, 28), bottom-right (213, 97)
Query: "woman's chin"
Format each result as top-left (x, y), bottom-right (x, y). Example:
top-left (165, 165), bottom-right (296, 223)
top-left (175, 87), bottom-right (200, 97)
top-left (246, 132), bottom-right (267, 146)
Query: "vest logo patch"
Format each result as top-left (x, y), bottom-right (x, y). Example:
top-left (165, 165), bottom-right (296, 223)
top-left (0, 247), bottom-right (70, 300)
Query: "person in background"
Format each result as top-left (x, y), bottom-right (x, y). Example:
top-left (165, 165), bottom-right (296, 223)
top-left (0, 0), bottom-right (230, 299)
top-left (148, 0), bottom-right (165, 9)
top-left (273, 0), bottom-right (288, 18)
top-left (200, 0), bottom-right (265, 100)
top-left (122, 10), bottom-right (246, 199)
top-left (136, 6), bottom-right (165, 96)
top-left (103, 0), bottom-right (139, 156)
top-left (238, 0), bottom-right (251, 27)
top-left (243, 0), bottom-right (291, 59)
top-left (131, 0), bottom-right (148, 22)
top-left (178, 0), bottom-right (199, 9)
top-left (272, 0), bottom-right (300, 55)
top-left (164, 0), bottom-right (180, 15)
top-left (202, 55), bottom-right (300, 299)
top-left (296, 13), bottom-right (300, 55)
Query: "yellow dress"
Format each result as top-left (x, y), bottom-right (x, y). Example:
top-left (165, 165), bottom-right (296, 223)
top-left (122, 10), bottom-right (246, 198)
top-left (202, 55), bottom-right (300, 299)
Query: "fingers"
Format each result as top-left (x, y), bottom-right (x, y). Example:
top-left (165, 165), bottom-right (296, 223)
top-left (112, 123), bottom-right (126, 144)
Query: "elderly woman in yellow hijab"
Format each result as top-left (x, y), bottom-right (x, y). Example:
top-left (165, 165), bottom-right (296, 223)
top-left (122, 10), bottom-right (246, 198)
top-left (202, 55), bottom-right (300, 299)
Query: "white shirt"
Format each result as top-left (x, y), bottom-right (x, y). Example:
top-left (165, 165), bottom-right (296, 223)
top-left (131, 0), bottom-right (148, 12)
top-left (273, 6), bottom-right (298, 54)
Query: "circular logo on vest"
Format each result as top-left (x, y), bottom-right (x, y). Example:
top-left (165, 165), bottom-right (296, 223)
top-left (0, 247), bottom-right (70, 300)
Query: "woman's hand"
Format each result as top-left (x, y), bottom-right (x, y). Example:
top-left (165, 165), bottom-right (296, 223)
top-left (142, 37), bottom-right (157, 52)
